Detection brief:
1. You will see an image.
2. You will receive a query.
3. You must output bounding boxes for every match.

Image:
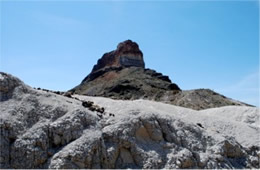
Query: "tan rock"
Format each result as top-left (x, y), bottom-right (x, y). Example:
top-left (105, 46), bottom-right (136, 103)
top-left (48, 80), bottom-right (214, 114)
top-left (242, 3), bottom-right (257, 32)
top-left (135, 125), bottom-right (150, 142)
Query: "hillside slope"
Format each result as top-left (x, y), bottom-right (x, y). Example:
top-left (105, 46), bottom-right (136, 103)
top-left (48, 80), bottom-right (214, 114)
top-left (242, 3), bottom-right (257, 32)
top-left (70, 40), bottom-right (251, 110)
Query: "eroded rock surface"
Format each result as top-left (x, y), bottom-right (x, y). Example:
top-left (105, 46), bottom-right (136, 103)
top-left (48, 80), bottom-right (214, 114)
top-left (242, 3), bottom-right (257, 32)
top-left (92, 40), bottom-right (145, 73)
top-left (72, 67), bottom-right (180, 100)
top-left (0, 72), bottom-right (28, 101)
top-left (0, 72), bottom-right (259, 169)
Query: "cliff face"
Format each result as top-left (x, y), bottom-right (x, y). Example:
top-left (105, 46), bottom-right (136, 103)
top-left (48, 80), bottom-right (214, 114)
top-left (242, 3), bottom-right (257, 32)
top-left (0, 72), bottom-right (259, 169)
top-left (91, 40), bottom-right (145, 73)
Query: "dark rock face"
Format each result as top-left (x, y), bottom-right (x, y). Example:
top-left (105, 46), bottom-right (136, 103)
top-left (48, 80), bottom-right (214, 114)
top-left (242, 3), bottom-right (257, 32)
top-left (120, 56), bottom-right (144, 67)
top-left (91, 40), bottom-right (145, 73)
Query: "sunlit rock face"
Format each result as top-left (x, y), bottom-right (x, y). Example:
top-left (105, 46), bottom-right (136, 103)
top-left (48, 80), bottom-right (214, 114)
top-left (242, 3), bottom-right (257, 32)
top-left (0, 72), bottom-right (28, 101)
top-left (91, 40), bottom-right (145, 73)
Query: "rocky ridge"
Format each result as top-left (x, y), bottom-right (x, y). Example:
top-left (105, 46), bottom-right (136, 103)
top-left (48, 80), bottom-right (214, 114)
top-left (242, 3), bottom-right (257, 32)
top-left (71, 40), bottom-right (250, 110)
top-left (0, 72), bottom-right (259, 169)
top-left (72, 67), bottom-right (180, 100)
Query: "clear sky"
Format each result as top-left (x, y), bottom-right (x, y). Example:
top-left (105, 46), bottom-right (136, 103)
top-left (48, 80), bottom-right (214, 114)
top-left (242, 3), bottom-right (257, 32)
top-left (0, 0), bottom-right (259, 106)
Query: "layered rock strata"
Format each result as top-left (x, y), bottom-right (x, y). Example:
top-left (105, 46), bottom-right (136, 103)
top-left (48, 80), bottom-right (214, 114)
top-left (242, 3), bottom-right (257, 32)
top-left (91, 40), bottom-right (145, 73)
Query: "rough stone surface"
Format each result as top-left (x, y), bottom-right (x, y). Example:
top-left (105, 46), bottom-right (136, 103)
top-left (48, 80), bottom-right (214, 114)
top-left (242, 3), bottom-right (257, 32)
top-left (1, 72), bottom-right (259, 169)
top-left (91, 40), bottom-right (145, 73)
top-left (0, 72), bottom-right (28, 101)
top-left (169, 89), bottom-right (251, 110)
top-left (71, 67), bottom-right (181, 101)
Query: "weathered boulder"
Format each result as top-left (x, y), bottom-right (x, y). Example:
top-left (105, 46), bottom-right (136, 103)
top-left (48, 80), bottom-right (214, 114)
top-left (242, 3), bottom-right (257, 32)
top-left (0, 72), bottom-right (28, 101)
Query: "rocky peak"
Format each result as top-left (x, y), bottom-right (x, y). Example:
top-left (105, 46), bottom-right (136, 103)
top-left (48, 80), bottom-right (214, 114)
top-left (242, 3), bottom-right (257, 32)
top-left (72, 40), bottom-right (181, 99)
top-left (116, 39), bottom-right (143, 57)
top-left (70, 41), bottom-right (252, 110)
top-left (91, 40), bottom-right (145, 73)
top-left (0, 72), bottom-right (27, 101)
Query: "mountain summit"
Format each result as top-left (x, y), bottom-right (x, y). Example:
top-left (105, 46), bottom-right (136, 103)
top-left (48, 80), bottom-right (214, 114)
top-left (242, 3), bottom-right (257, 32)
top-left (70, 40), bottom-right (181, 100)
top-left (92, 40), bottom-right (145, 73)
top-left (70, 40), bottom-right (250, 110)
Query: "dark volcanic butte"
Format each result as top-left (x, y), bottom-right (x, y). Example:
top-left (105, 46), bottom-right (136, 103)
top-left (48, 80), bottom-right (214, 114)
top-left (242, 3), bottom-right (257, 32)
top-left (71, 40), bottom-right (180, 100)
top-left (92, 40), bottom-right (145, 73)
top-left (70, 40), bottom-right (250, 110)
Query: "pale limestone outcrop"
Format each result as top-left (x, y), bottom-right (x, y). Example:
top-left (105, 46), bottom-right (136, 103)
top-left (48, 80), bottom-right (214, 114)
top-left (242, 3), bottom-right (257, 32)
top-left (0, 72), bottom-right (259, 169)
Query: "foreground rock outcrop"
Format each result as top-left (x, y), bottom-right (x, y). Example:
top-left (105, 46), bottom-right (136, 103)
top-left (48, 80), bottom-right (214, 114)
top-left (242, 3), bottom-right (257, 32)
top-left (1, 72), bottom-right (259, 169)
top-left (70, 40), bottom-right (251, 110)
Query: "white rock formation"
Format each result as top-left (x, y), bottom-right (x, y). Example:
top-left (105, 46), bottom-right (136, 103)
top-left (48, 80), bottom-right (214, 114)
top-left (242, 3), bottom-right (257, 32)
top-left (0, 72), bottom-right (259, 168)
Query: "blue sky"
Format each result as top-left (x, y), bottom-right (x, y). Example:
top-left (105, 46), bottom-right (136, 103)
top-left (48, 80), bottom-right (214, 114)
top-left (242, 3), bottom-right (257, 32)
top-left (0, 1), bottom-right (259, 106)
